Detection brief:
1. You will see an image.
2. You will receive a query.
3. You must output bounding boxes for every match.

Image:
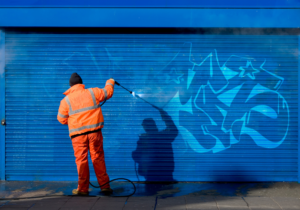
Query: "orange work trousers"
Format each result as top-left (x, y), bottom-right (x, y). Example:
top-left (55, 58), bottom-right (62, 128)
top-left (71, 130), bottom-right (110, 192)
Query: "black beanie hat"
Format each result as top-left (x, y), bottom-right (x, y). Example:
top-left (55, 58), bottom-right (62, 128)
top-left (69, 73), bottom-right (83, 87)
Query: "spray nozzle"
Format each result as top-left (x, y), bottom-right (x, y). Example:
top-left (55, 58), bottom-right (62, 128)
top-left (115, 81), bottom-right (159, 110)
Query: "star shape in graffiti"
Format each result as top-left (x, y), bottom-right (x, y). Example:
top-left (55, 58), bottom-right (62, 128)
top-left (166, 67), bottom-right (184, 84)
top-left (238, 60), bottom-right (260, 80)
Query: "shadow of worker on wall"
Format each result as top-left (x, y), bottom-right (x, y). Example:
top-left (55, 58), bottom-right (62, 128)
top-left (132, 108), bottom-right (178, 183)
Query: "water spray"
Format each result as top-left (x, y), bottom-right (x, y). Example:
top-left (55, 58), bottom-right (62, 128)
top-left (115, 81), bottom-right (159, 109)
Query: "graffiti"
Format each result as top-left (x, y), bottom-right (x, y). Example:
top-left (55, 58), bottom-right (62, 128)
top-left (160, 43), bottom-right (289, 153)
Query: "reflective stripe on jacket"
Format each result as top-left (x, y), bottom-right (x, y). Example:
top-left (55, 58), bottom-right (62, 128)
top-left (57, 79), bottom-right (115, 137)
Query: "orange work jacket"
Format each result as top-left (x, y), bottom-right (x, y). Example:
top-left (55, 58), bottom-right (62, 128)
top-left (57, 79), bottom-right (115, 137)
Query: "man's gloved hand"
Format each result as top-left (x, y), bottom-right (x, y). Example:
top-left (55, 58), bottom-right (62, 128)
top-left (110, 78), bottom-right (115, 82)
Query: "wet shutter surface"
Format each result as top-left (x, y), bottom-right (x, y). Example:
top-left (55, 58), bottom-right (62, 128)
top-left (5, 34), bottom-right (298, 181)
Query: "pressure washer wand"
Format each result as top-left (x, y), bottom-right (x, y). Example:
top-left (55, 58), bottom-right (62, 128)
top-left (115, 81), bottom-right (132, 94)
top-left (115, 80), bottom-right (160, 110)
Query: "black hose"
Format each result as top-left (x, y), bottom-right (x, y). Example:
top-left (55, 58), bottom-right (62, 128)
top-left (89, 178), bottom-right (136, 197)
top-left (99, 100), bottom-right (106, 107)
top-left (0, 178), bottom-right (136, 200)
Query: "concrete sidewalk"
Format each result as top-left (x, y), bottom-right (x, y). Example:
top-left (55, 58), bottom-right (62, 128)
top-left (1, 181), bottom-right (300, 210)
top-left (1, 195), bottom-right (300, 210)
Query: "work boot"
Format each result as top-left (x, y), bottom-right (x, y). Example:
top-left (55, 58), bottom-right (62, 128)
top-left (72, 189), bottom-right (89, 195)
top-left (101, 188), bottom-right (113, 194)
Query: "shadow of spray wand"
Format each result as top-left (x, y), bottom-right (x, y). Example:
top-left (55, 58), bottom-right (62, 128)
top-left (115, 81), bottom-right (160, 110)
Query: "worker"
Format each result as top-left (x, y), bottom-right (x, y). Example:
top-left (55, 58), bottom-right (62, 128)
top-left (57, 73), bottom-right (115, 195)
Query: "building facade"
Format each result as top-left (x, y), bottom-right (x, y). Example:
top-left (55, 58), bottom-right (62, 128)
top-left (0, 0), bottom-right (300, 182)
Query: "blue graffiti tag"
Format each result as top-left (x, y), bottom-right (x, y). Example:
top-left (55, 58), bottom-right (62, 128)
top-left (161, 43), bottom-right (290, 153)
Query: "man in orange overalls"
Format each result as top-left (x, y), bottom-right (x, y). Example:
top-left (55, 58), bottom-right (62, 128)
top-left (57, 73), bottom-right (115, 195)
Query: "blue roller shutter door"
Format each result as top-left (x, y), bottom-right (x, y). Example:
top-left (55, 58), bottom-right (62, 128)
top-left (4, 34), bottom-right (298, 181)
